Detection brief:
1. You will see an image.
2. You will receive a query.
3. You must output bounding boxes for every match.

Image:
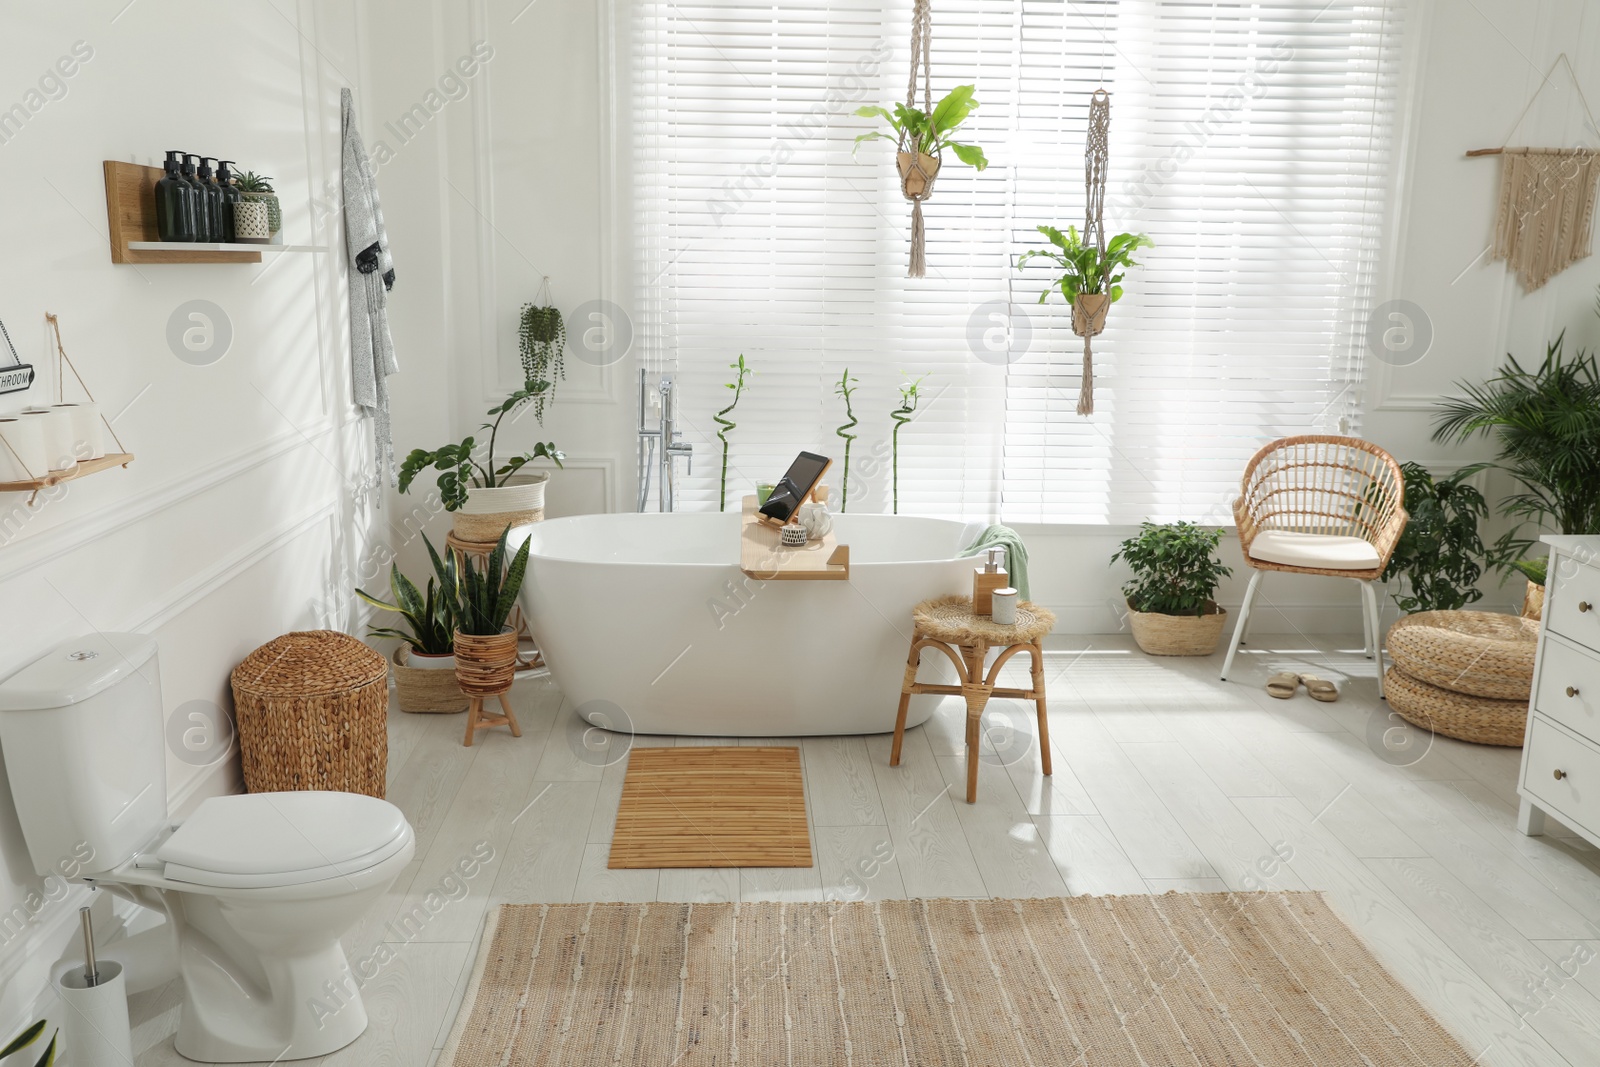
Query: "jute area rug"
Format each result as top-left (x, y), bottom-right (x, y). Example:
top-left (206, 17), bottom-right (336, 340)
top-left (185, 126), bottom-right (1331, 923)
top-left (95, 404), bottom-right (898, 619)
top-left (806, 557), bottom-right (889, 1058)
top-left (441, 894), bottom-right (1474, 1066)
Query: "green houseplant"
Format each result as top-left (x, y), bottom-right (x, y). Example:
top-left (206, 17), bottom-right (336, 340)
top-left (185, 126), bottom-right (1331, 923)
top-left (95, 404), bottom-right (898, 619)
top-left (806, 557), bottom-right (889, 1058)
top-left (233, 170), bottom-right (281, 237)
top-left (1017, 224), bottom-right (1152, 334)
top-left (1112, 521), bottom-right (1232, 656)
top-left (428, 527), bottom-right (533, 701)
top-left (834, 368), bottom-right (859, 512)
top-left (399, 380), bottom-right (564, 542)
top-left (1379, 462), bottom-right (1490, 614)
top-left (356, 553), bottom-right (469, 713)
top-left (2, 1020), bottom-right (56, 1067)
top-left (854, 84), bottom-right (989, 194)
top-left (890, 372), bottom-right (927, 515)
top-left (517, 301), bottom-right (566, 420)
top-left (714, 354), bottom-right (752, 512)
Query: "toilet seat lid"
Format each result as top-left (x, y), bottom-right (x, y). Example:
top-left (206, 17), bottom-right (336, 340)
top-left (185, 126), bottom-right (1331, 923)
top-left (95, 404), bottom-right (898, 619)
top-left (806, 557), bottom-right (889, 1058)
top-left (158, 792), bottom-right (412, 888)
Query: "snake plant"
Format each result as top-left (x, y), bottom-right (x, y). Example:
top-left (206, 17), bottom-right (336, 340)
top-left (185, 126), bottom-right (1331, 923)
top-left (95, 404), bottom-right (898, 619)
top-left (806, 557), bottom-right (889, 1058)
top-left (356, 557), bottom-right (456, 656)
top-left (2, 1020), bottom-right (56, 1067)
top-left (422, 528), bottom-right (531, 636)
top-left (890, 373), bottom-right (927, 515)
top-left (714, 354), bottom-right (752, 512)
top-left (834, 368), bottom-right (859, 512)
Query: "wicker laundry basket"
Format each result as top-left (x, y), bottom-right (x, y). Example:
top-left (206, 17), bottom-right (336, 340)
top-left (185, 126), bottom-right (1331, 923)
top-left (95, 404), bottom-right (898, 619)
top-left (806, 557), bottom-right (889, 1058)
top-left (230, 630), bottom-right (388, 798)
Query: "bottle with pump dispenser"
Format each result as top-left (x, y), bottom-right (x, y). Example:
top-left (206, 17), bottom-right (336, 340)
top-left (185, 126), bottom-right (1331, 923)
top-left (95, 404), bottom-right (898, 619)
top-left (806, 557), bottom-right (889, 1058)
top-left (197, 158), bottom-right (226, 244)
top-left (180, 155), bottom-right (211, 241)
top-left (155, 150), bottom-right (196, 242)
top-left (216, 160), bottom-right (242, 243)
top-left (972, 547), bottom-right (1008, 615)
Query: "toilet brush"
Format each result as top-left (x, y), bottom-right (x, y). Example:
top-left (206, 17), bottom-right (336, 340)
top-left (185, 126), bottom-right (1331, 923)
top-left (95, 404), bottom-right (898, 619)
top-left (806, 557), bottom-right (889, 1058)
top-left (56, 906), bottom-right (134, 1067)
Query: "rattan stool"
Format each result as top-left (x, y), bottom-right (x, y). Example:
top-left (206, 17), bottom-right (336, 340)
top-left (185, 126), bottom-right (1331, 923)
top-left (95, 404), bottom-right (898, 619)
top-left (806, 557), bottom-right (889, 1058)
top-left (891, 594), bottom-right (1057, 803)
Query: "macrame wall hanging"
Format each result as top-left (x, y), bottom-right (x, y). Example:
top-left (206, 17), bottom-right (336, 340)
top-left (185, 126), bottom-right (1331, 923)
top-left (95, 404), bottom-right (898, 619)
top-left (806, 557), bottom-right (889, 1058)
top-left (1467, 54), bottom-right (1600, 292)
top-left (899, 0), bottom-right (937, 278)
top-left (1072, 89), bottom-right (1112, 415)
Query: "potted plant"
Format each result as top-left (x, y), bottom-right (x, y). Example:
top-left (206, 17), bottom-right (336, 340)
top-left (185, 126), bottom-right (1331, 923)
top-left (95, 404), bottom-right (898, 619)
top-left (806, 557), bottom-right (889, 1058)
top-left (834, 368), bottom-right (859, 512)
top-left (3, 1020), bottom-right (56, 1066)
top-left (854, 85), bottom-right (989, 198)
top-left (399, 380), bottom-right (565, 543)
top-left (431, 527), bottom-right (532, 699)
top-left (517, 297), bottom-right (565, 421)
top-left (356, 554), bottom-right (468, 714)
top-left (1513, 557), bottom-right (1547, 620)
top-left (1379, 462), bottom-right (1490, 614)
top-left (1017, 224), bottom-right (1153, 337)
top-left (714, 354), bottom-right (752, 512)
top-left (1112, 521), bottom-right (1232, 656)
top-left (234, 171), bottom-right (280, 241)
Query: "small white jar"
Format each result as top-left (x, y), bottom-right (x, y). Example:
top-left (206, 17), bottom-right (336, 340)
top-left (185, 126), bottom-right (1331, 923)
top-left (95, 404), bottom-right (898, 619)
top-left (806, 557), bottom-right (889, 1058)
top-left (991, 587), bottom-right (1019, 625)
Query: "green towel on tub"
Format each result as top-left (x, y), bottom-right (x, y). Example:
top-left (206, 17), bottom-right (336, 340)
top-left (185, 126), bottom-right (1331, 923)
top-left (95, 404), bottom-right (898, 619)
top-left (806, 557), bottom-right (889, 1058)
top-left (960, 524), bottom-right (1030, 600)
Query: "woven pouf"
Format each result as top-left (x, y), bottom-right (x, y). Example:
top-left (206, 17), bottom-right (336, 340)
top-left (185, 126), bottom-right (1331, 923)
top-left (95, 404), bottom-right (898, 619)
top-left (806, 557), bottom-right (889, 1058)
top-left (1387, 610), bottom-right (1539, 701)
top-left (1384, 667), bottom-right (1527, 747)
top-left (230, 630), bottom-right (388, 798)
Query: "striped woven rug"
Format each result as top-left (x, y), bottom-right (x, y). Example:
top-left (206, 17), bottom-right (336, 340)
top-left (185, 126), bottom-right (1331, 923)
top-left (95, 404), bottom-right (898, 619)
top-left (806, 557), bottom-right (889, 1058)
top-left (441, 894), bottom-right (1474, 1065)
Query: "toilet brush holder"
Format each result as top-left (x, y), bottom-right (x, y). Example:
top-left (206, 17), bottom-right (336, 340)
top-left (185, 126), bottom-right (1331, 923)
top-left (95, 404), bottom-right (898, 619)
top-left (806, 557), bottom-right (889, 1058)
top-left (56, 909), bottom-right (133, 1067)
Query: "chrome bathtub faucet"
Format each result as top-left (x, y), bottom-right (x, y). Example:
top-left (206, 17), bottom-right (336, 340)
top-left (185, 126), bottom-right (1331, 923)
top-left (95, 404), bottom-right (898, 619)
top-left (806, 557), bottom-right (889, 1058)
top-left (637, 368), bottom-right (692, 512)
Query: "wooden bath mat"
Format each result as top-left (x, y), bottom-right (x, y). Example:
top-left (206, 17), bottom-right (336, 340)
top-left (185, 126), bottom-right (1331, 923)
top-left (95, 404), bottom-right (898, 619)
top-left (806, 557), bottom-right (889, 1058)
top-left (442, 895), bottom-right (1477, 1067)
top-left (608, 746), bottom-right (811, 868)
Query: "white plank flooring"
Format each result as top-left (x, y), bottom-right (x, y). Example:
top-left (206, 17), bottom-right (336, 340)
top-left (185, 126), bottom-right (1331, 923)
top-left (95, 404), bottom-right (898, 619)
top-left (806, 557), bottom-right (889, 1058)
top-left (130, 634), bottom-right (1600, 1067)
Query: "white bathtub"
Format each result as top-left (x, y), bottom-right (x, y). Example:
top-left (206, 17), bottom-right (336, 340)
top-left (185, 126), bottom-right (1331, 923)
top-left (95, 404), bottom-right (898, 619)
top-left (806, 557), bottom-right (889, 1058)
top-left (519, 512), bottom-right (980, 736)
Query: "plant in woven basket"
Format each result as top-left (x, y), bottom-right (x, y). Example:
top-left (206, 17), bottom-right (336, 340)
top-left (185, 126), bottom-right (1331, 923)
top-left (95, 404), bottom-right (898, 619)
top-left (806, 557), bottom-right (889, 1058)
top-left (233, 170), bottom-right (281, 233)
top-left (1112, 521), bottom-right (1231, 617)
top-left (1432, 332), bottom-right (1600, 569)
top-left (434, 526), bottom-right (532, 637)
top-left (3, 1020), bottom-right (56, 1067)
top-left (356, 552), bottom-right (456, 657)
top-left (517, 302), bottom-right (566, 420)
top-left (714, 354), bottom-right (752, 512)
top-left (1379, 462), bottom-right (1490, 614)
top-left (853, 85), bottom-right (989, 174)
top-left (398, 381), bottom-right (565, 511)
top-left (834, 368), bottom-right (859, 513)
top-left (1017, 225), bottom-right (1152, 310)
top-left (890, 372), bottom-right (926, 515)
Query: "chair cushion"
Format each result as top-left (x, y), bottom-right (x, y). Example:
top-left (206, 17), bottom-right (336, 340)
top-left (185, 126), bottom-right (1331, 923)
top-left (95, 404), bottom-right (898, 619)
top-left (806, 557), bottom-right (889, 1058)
top-left (1248, 530), bottom-right (1382, 571)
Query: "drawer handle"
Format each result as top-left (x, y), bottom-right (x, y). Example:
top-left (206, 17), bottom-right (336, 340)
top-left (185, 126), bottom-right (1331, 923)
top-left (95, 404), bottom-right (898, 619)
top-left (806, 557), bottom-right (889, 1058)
top-left (1581, 601), bottom-right (1594, 613)
top-left (1569, 686), bottom-right (1582, 698)
top-left (1554, 768), bottom-right (1568, 781)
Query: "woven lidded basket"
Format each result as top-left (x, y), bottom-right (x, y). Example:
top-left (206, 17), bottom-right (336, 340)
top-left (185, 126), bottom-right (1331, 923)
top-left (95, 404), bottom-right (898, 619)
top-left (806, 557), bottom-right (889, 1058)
top-left (1386, 610), bottom-right (1539, 701)
top-left (230, 630), bottom-right (388, 798)
top-left (1384, 667), bottom-right (1527, 747)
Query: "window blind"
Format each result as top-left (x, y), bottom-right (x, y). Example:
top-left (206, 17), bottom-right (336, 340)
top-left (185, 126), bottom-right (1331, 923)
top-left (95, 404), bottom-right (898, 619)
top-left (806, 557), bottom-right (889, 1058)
top-left (626, 0), bottom-right (1405, 523)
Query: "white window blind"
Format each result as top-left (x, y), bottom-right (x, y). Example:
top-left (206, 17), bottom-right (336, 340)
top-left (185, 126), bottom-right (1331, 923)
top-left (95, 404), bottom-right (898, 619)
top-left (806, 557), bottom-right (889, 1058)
top-left (625, 0), bottom-right (1405, 523)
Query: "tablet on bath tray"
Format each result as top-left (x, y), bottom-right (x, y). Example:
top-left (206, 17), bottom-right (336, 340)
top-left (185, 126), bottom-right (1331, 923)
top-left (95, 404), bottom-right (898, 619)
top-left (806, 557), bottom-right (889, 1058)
top-left (758, 451), bottom-right (831, 525)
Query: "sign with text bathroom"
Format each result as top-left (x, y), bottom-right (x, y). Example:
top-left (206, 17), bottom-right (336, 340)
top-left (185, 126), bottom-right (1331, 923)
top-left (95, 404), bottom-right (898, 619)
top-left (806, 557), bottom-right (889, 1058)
top-left (0, 318), bottom-right (34, 395)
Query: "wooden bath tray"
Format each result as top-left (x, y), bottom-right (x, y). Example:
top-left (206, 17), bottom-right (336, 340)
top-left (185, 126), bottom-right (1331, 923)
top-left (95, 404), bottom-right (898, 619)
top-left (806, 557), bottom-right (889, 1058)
top-left (740, 495), bottom-right (849, 581)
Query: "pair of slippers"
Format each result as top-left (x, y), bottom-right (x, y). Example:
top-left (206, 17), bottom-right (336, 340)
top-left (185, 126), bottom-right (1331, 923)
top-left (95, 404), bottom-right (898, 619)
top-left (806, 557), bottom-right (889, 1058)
top-left (1267, 672), bottom-right (1339, 702)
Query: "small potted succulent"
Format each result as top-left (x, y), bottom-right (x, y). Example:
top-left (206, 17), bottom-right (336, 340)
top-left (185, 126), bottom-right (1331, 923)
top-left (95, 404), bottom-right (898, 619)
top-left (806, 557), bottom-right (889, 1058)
top-left (1112, 521), bottom-right (1232, 656)
top-left (356, 554), bottom-right (468, 714)
top-left (233, 171), bottom-right (280, 242)
top-left (399, 380), bottom-right (564, 543)
top-left (431, 527), bottom-right (532, 699)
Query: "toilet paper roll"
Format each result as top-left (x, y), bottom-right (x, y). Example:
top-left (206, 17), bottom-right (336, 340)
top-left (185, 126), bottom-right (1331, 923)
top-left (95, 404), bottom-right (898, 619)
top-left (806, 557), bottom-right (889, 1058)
top-left (22, 408), bottom-right (77, 472)
top-left (57, 960), bottom-right (135, 1067)
top-left (55, 403), bottom-right (105, 460)
top-left (0, 416), bottom-right (47, 481)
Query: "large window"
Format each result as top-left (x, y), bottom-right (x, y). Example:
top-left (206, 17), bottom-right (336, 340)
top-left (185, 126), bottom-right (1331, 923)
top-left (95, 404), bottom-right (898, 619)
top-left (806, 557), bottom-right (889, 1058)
top-left (625, 0), bottom-right (1405, 522)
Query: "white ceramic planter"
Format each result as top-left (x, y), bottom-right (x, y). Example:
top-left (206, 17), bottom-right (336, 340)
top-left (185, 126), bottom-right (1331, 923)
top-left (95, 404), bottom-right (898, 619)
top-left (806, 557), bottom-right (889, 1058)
top-left (406, 649), bottom-right (457, 670)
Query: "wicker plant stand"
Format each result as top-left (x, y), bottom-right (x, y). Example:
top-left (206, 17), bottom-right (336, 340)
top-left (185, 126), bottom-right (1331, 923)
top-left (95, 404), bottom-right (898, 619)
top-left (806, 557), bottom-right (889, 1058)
top-left (455, 629), bottom-right (522, 747)
top-left (446, 530), bottom-right (543, 671)
top-left (891, 595), bottom-right (1056, 803)
top-left (1384, 610), bottom-right (1540, 746)
top-left (230, 630), bottom-right (388, 798)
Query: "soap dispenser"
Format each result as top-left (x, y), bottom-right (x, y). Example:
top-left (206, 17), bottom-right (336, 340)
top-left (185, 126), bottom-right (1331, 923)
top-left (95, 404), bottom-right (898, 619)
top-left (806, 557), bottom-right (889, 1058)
top-left (181, 154), bottom-right (211, 241)
top-left (197, 157), bottom-right (226, 243)
top-left (155, 150), bottom-right (196, 242)
top-left (972, 547), bottom-right (1008, 615)
top-left (216, 160), bottom-right (242, 243)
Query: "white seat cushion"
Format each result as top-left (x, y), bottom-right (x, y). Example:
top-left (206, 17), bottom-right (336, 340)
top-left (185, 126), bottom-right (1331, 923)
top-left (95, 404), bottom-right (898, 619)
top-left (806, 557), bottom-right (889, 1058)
top-left (1248, 530), bottom-right (1381, 571)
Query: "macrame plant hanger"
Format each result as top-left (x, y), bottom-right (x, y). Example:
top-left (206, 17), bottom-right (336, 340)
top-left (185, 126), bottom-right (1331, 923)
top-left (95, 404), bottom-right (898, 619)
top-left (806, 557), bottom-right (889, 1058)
top-left (899, 0), bottom-right (936, 278)
top-left (1466, 54), bottom-right (1600, 292)
top-left (1072, 89), bottom-right (1112, 415)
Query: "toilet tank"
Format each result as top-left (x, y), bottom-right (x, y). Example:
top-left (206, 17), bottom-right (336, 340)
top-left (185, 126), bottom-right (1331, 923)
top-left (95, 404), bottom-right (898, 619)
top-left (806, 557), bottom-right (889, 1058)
top-left (0, 633), bottom-right (167, 878)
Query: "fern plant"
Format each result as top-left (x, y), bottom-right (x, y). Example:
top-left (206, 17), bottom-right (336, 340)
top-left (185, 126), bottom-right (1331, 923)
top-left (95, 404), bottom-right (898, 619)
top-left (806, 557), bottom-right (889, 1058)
top-left (517, 302), bottom-right (566, 420)
top-left (890, 372), bottom-right (926, 515)
top-left (714, 354), bottom-right (752, 512)
top-left (834, 368), bottom-right (859, 512)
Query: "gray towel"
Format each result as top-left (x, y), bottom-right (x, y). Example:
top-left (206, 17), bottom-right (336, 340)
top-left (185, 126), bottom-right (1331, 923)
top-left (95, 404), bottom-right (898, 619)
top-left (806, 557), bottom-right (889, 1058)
top-left (342, 87), bottom-right (398, 491)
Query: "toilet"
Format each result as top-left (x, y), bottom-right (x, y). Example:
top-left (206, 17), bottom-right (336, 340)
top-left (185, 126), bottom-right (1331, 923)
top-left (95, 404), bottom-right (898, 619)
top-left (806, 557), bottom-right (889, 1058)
top-left (0, 633), bottom-right (415, 1062)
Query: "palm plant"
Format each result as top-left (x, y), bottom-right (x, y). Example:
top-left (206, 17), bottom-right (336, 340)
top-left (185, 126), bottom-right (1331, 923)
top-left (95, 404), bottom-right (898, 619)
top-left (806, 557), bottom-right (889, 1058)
top-left (398, 380), bottom-right (564, 511)
top-left (1379, 462), bottom-right (1489, 613)
top-left (834, 368), bottom-right (859, 512)
top-left (1017, 225), bottom-right (1153, 305)
top-left (853, 85), bottom-right (988, 172)
top-left (2, 1020), bottom-right (56, 1067)
top-left (356, 554), bottom-right (456, 657)
top-left (890, 372), bottom-right (927, 515)
top-left (427, 527), bottom-right (531, 636)
top-left (715, 354), bottom-right (752, 512)
top-left (1432, 333), bottom-right (1600, 569)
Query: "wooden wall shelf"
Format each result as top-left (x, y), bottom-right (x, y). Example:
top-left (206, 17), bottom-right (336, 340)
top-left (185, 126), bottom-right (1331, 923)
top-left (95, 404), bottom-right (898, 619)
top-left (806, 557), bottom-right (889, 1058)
top-left (740, 495), bottom-right (849, 581)
top-left (0, 453), bottom-right (133, 505)
top-left (102, 161), bottom-right (326, 264)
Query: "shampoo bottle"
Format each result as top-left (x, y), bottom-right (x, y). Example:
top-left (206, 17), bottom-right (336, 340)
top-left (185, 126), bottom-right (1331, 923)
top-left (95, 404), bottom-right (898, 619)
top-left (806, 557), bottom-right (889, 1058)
top-left (216, 160), bottom-right (242, 243)
top-left (155, 150), bottom-right (196, 241)
top-left (197, 157), bottom-right (225, 243)
top-left (972, 546), bottom-right (1008, 615)
top-left (181, 155), bottom-right (211, 241)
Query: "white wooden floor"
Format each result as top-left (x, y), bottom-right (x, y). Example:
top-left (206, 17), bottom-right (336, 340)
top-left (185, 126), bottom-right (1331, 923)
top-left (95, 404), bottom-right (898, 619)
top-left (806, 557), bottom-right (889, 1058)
top-left (131, 634), bottom-right (1600, 1067)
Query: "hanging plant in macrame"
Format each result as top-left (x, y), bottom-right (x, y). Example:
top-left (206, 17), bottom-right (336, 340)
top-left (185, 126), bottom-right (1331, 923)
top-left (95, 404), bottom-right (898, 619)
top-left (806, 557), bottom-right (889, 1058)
top-left (517, 277), bottom-right (566, 420)
top-left (853, 0), bottom-right (988, 278)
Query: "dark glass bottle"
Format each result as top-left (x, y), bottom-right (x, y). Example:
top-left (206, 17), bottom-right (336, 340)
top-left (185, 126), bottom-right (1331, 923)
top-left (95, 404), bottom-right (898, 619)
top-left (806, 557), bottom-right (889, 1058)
top-left (156, 150), bottom-right (197, 242)
top-left (181, 154), bottom-right (211, 241)
top-left (197, 157), bottom-right (226, 244)
top-left (216, 160), bottom-right (242, 243)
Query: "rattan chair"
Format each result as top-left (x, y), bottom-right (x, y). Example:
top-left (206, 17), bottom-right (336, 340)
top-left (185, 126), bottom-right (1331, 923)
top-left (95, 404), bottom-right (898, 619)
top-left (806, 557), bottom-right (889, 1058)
top-left (1219, 435), bottom-right (1408, 696)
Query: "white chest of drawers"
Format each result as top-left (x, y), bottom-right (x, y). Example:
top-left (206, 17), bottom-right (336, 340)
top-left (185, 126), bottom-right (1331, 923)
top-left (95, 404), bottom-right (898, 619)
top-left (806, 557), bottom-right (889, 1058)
top-left (1518, 535), bottom-right (1600, 844)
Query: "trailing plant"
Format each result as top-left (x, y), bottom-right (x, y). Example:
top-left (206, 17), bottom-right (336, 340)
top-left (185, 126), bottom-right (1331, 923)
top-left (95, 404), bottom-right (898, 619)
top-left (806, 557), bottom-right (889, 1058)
top-left (356, 558), bottom-right (456, 656)
top-left (1379, 462), bottom-right (1489, 613)
top-left (2, 1020), bottom-right (56, 1067)
top-left (890, 372), bottom-right (927, 515)
top-left (1016, 225), bottom-right (1153, 305)
top-left (1432, 332), bottom-right (1600, 569)
top-left (1112, 521), bottom-right (1232, 617)
top-left (853, 85), bottom-right (989, 172)
top-left (517, 300), bottom-right (566, 420)
top-left (834, 368), bottom-right (859, 513)
top-left (423, 527), bottom-right (531, 636)
top-left (398, 380), bottom-right (564, 511)
top-left (714, 354), bottom-right (752, 512)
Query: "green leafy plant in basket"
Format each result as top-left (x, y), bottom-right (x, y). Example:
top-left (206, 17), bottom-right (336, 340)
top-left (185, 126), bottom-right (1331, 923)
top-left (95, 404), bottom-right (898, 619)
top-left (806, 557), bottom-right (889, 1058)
top-left (427, 527), bottom-right (531, 636)
top-left (2, 1020), bottom-right (57, 1067)
top-left (1016, 225), bottom-right (1153, 307)
top-left (1112, 521), bottom-right (1231, 617)
top-left (834, 368), bottom-right (859, 513)
top-left (1379, 462), bottom-right (1489, 614)
top-left (399, 380), bottom-right (565, 511)
top-left (853, 85), bottom-right (989, 173)
top-left (356, 556), bottom-right (456, 657)
top-left (714, 354), bottom-right (752, 512)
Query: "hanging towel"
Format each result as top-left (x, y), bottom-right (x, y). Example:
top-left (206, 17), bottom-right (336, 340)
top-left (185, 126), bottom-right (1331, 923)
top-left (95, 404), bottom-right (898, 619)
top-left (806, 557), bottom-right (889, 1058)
top-left (960, 524), bottom-right (1031, 600)
top-left (341, 87), bottom-right (398, 493)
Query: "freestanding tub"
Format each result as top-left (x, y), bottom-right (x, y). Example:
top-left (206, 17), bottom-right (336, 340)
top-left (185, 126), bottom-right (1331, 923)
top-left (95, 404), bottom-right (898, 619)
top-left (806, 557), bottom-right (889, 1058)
top-left (519, 512), bottom-right (982, 736)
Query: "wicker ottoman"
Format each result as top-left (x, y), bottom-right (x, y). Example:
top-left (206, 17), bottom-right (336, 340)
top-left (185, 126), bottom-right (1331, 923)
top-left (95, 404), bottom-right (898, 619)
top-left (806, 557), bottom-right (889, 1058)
top-left (231, 630), bottom-right (389, 798)
top-left (1384, 610), bottom-right (1539, 746)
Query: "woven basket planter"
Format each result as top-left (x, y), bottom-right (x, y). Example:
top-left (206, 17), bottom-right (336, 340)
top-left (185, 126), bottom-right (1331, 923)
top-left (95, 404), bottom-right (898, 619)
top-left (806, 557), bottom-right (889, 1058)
top-left (392, 646), bottom-right (468, 714)
top-left (897, 151), bottom-right (940, 199)
top-left (230, 630), bottom-right (388, 798)
top-left (1386, 610), bottom-right (1539, 701)
top-left (1523, 582), bottom-right (1545, 621)
top-left (454, 629), bottom-right (520, 697)
top-left (1384, 666), bottom-right (1527, 747)
top-left (454, 507), bottom-right (543, 543)
top-left (1072, 293), bottom-right (1110, 337)
top-left (1127, 601), bottom-right (1228, 656)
